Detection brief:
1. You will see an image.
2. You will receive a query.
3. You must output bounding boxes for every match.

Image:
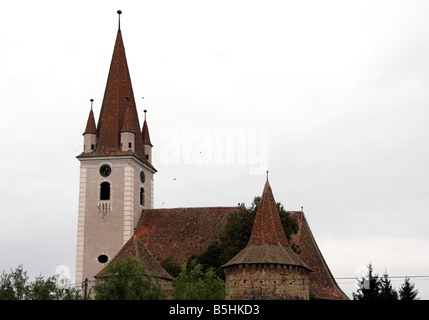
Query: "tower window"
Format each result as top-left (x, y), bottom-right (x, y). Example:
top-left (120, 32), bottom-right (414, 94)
top-left (91, 144), bottom-right (95, 150)
top-left (146, 154), bottom-right (149, 160)
top-left (128, 142), bottom-right (132, 149)
top-left (140, 187), bottom-right (145, 206)
top-left (97, 254), bottom-right (108, 264)
top-left (100, 182), bottom-right (110, 200)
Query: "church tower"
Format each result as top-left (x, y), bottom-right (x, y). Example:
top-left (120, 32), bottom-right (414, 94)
top-left (75, 11), bottom-right (156, 285)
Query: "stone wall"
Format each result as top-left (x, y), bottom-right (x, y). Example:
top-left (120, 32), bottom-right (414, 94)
top-left (224, 264), bottom-right (310, 300)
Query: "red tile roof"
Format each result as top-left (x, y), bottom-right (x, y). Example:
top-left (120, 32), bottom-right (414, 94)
top-left (290, 211), bottom-right (349, 300)
top-left (134, 203), bottom-right (348, 299)
top-left (96, 234), bottom-right (172, 281)
top-left (136, 207), bottom-right (240, 266)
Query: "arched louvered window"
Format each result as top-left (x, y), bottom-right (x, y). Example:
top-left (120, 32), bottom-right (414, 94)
top-left (100, 182), bottom-right (110, 200)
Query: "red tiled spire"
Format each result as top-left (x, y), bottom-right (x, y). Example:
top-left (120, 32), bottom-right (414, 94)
top-left (142, 110), bottom-right (153, 146)
top-left (78, 24), bottom-right (155, 170)
top-left (83, 108), bottom-right (97, 135)
top-left (248, 180), bottom-right (290, 247)
top-left (94, 30), bottom-right (141, 154)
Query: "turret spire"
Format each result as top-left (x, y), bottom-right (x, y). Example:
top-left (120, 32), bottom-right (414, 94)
top-left (142, 110), bottom-right (153, 147)
top-left (83, 99), bottom-right (96, 135)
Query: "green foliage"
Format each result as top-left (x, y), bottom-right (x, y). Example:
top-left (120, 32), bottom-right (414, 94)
top-left (0, 265), bottom-right (81, 300)
top-left (399, 277), bottom-right (419, 300)
top-left (190, 196), bottom-right (300, 279)
top-left (379, 272), bottom-right (398, 300)
top-left (92, 256), bottom-right (164, 300)
top-left (172, 260), bottom-right (226, 300)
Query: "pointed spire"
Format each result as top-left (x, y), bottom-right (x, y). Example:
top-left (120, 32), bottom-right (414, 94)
top-left (87, 12), bottom-right (154, 168)
top-left (142, 109), bottom-right (153, 146)
top-left (83, 99), bottom-right (97, 135)
top-left (248, 179), bottom-right (289, 247)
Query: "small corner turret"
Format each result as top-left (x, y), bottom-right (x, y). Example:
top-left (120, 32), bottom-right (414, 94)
top-left (83, 99), bottom-right (97, 153)
top-left (142, 109), bottom-right (153, 163)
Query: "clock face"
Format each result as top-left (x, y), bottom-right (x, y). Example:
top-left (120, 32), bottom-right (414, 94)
top-left (100, 164), bottom-right (111, 177)
top-left (140, 171), bottom-right (145, 183)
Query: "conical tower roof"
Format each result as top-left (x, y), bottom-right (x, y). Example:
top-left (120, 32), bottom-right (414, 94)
top-left (222, 180), bottom-right (311, 270)
top-left (83, 107), bottom-right (97, 135)
top-left (142, 115), bottom-right (153, 146)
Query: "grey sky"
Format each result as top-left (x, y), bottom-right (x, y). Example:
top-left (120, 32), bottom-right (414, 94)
top-left (0, 0), bottom-right (428, 299)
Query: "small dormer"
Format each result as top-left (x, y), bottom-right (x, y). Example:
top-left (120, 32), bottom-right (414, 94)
top-left (83, 99), bottom-right (97, 153)
top-left (120, 97), bottom-right (135, 152)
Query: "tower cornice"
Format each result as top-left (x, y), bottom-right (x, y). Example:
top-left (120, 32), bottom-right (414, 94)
top-left (76, 154), bottom-right (157, 174)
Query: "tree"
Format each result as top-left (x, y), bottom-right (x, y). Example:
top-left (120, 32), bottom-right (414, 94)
top-left (0, 265), bottom-right (30, 300)
top-left (379, 272), bottom-right (398, 300)
top-left (353, 264), bottom-right (420, 300)
top-left (0, 265), bottom-right (81, 300)
top-left (92, 256), bottom-right (165, 300)
top-left (399, 277), bottom-right (419, 300)
top-left (172, 260), bottom-right (226, 300)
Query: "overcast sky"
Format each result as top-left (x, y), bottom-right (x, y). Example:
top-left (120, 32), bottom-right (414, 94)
top-left (1, 0), bottom-right (428, 299)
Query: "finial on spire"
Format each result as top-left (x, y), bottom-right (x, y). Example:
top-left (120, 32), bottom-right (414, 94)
top-left (90, 99), bottom-right (94, 110)
top-left (117, 10), bottom-right (122, 30)
top-left (266, 170), bottom-right (269, 181)
top-left (144, 109), bottom-right (147, 121)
